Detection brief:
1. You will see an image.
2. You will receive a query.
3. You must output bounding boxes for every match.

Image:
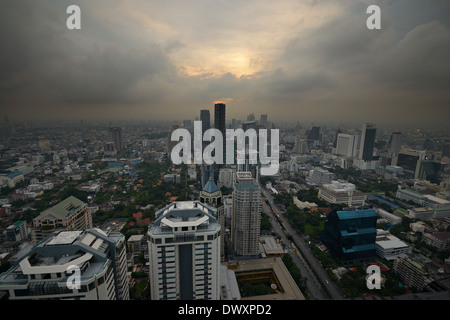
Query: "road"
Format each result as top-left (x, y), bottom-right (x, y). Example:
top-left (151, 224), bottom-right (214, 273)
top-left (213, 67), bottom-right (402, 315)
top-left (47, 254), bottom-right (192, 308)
top-left (262, 199), bottom-right (326, 299)
top-left (261, 186), bottom-right (344, 300)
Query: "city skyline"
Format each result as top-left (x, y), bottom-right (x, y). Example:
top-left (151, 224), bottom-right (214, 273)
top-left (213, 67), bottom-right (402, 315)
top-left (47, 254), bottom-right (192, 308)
top-left (1, 0), bottom-right (449, 125)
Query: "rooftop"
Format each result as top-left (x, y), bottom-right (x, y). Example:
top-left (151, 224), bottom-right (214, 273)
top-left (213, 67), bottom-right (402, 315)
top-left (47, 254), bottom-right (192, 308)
top-left (337, 208), bottom-right (377, 220)
top-left (203, 177), bottom-right (220, 194)
top-left (38, 196), bottom-right (86, 219)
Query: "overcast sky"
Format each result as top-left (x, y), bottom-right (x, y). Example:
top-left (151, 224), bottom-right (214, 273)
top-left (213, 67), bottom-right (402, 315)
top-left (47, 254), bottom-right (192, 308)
top-left (1, 0), bottom-right (449, 125)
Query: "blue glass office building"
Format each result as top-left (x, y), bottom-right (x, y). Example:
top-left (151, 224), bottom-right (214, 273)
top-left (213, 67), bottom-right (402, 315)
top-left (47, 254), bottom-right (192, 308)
top-left (320, 208), bottom-right (377, 262)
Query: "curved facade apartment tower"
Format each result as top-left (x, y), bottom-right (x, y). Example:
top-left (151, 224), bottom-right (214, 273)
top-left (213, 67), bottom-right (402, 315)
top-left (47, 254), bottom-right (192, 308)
top-left (147, 201), bottom-right (221, 300)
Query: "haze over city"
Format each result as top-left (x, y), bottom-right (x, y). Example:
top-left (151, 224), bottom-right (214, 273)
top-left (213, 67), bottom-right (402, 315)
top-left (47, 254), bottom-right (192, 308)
top-left (1, 0), bottom-right (449, 125)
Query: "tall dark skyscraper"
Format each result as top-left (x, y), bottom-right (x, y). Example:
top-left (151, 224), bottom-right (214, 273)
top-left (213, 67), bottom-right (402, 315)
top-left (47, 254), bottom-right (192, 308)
top-left (200, 109), bottom-right (210, 153)
top-left (109, 126), bottom-right (123, 153)
top-left (260, 114), bottom-right (268, 128)
top-left (359, 123), bottom-right (376, 161)
top-left (214, 103), bottom-right (226, 165)
top-left (307, 126), bottom-right (320, 143)
top-left (200, 109), bottom-right (210, 134)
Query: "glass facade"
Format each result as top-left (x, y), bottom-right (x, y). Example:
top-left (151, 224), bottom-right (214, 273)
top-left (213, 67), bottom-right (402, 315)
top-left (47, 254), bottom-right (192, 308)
top-left (320, 208), bottom-right (377, 261)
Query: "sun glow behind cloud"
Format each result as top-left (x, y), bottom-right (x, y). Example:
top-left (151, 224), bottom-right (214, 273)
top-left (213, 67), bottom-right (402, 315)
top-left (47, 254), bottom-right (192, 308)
top-left (157, 0), bottom-right (344, 78)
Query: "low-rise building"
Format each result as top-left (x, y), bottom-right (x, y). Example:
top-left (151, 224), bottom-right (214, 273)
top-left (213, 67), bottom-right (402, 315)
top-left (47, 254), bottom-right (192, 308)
top-left (396, 188), bottom-right (427, 206)
top-left (318, 181), bottom-right (365, 207)
top-left (407, 207), bottom-right (434, 221)
top-left (375, 230), bottom-right (411, 261)
top-left (422, 232), bottom-right (450, 250)
top-left (376, 208), bottom-right (402, 225)
top-left (31, 196), bottom-right (93, 244)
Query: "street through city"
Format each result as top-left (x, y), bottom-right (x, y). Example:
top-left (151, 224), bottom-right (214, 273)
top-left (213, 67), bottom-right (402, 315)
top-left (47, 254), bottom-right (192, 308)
top-left (260, 185), bottom-right (344, 300)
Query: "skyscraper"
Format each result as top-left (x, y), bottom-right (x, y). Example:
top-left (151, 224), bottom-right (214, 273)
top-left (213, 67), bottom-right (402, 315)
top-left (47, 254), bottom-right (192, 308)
top-left (334, 133), bottom-right (359, 157)
top-left (232, 172), bottom-right (261, 257)
top-left (390, 132), bottom-right (402, 166)
top-left (199, 174), bottom-right (225, 261)
top-left (200, 109), bottom-right (210, 137)
top-left (214, 103), bottom-right (226, 165)
top-left (109, 126), bottom-right (123, 153)
top-left (147, 201), bottom-right (221, 300)
top-left (200, 109), bottom-right (211, 157)
top-left (359, 123), bottom-right (376, 160)
top-left (307, 126), bottom-right (320, 143)
top-left (260, 114), bottom-right (268, 128)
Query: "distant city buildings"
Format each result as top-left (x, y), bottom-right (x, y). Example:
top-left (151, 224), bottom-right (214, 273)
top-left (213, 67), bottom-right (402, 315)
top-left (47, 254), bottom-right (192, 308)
top-left (0, 116), bottom-right (449, 300)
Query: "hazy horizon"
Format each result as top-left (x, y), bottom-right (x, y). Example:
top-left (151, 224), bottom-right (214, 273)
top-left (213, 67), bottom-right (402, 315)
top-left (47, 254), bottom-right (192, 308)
top-left (1, 1), bottom-right (449, 126)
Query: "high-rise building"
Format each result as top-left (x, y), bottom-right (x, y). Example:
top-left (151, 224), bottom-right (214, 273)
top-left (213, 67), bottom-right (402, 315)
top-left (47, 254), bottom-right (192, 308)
top-left (214, 103), bottom-right (226, 165)
top-left (147, 201), bottom-right (221, 300)
top-left (260, 114), bottom-right (268, 128)
top-left (334, 133), bottom-right (359, 157)
top-left (320, 207), bottom-right (377, 263)
top-left (109, 126), bottom-right (123, 153)
top-left (201, 164), bottom-right (214, 189)
top-left (397, 149), bottom-right (426, 176)
top-left (166, 121), bottom-right (179, 154)
top-left (218, 168), bottom-right (235, 189)
top-left (232, 172), bottom-right (261, 257)
top-left (236, 149), bottom-right (259, 181)
top-left (31, 196), bottom-right (92, 244)
top-left (359, 123), bottom-right (376, 160)
top-left (200, 109), bottom-right (210, 139)
top-left (332, 128), bottom-right (343, 148)
top-left (199, 175), bottom-right (225, 261)
top-left (414, 159), bottom-right (442, 183)
top-left (0, 228), bottom-right (129, 300)
top-left (293, 138), bottom-right (308, 154)
top-left (390, 132), bottom-right (402, 156)
top-left (390, 132), bottom-right (402, 166)
top-left (307, 126), bottom-right (320, 143)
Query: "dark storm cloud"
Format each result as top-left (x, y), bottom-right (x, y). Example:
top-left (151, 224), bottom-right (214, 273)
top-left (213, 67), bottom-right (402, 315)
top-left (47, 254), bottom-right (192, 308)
top-left (0, 0), bottom-right (449, 124)
top-left (0, 0), bottom-right (176, 114)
